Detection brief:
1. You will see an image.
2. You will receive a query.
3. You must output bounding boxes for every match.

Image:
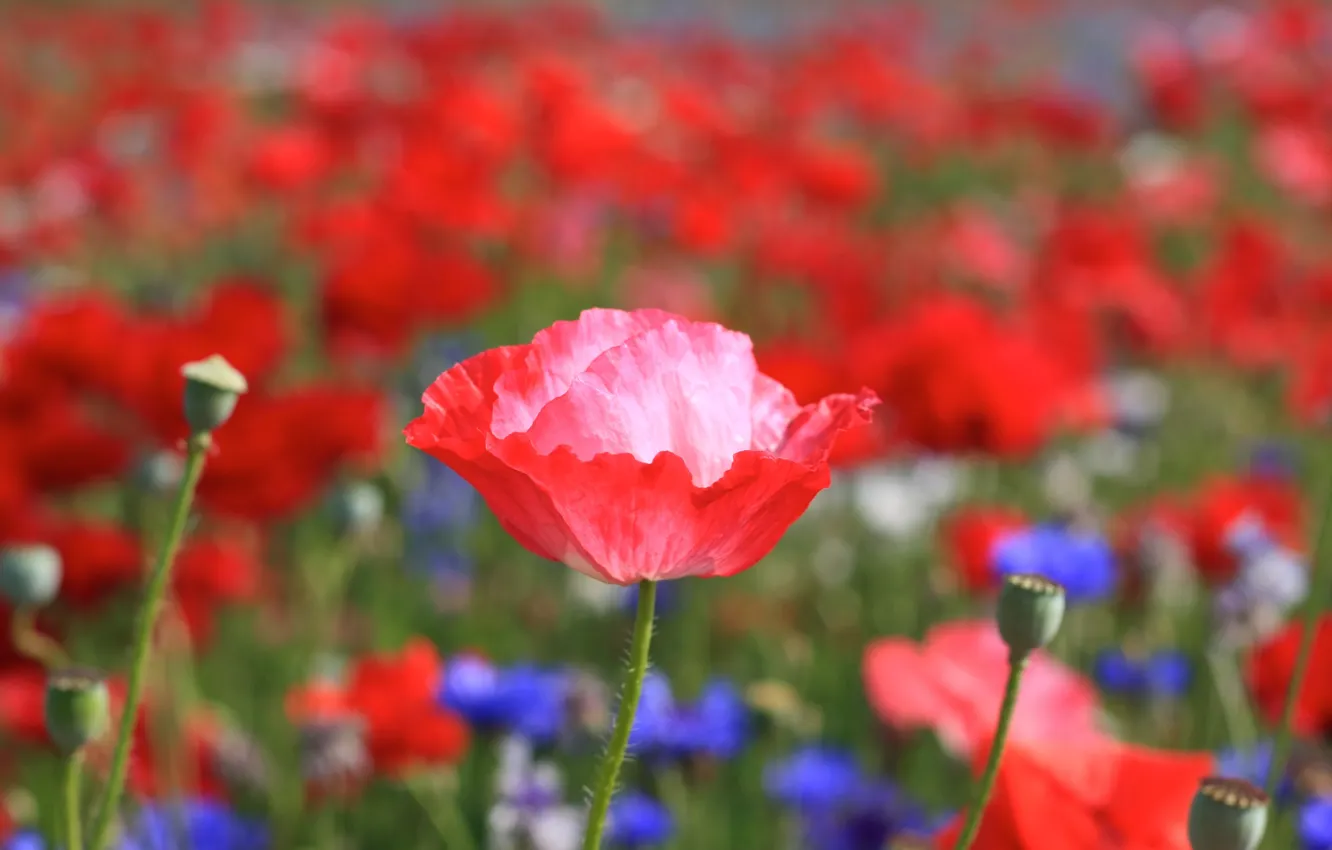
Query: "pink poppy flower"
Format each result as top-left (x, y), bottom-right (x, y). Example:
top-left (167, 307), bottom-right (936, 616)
top-left (406, 309), bottom-right (877, 584)
top-left (863, 620), bottom-right (1105, 758)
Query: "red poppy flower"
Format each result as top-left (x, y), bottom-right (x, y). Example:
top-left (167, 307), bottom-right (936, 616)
top-left (942, 507), bottom-right (1027, 594)
top-left (0, 667), bottom-right (45, 744)
top-left (1186, 474), bottom-right (1304, 584)
top-left (406, 309), bottom-right (877, 584)
top-left (859, 297), bottom-right (1075, 458)
top-left (172, 537), bottom-right (264, 645)
top-left (1247, 614), bottom-right (1332, 735)
top-left (287, 638), bottom-right (469, 777)
top-left (125, 707), bottom-right (232, 801)
top-left (933, 738), bottom-right (1213, 850)
top-left (864, 621), bottom-right (1104, 759)
top-left (196, 385), bottom-right (384, 521)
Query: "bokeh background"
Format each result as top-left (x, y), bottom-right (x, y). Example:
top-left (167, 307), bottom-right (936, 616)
top-left (2, 0), bottom-right (1332, 848)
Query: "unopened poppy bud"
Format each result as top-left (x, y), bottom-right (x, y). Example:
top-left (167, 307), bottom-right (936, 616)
top-left (328, 482), bottom-right (384, 539)
top-left (44, 668), bottom-right (110, 754)
top-left (996, 573), bottom-right (1066, 660)
top-left (1188, 776), bottom-right (1268, 850)
top-left (181, 355), bottom-right (248, 434)
top-left (0, 544), bottom-right (62, 608)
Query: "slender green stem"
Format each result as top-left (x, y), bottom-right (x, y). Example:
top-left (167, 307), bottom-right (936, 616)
top-left (90, 433), bottom-right (211, 850)
top-left (1205, 649), bottom-right (1257, 750)
top-left (405, 774), bottom-right (476, 850)
top-left (583, 580), bottom-right (657, 850)
top-left (1265, 477), bottom-right (1332, 799)
top-left (64, 752), bottom-right (85, 850)
top-left (951, 654), bottom-right (1029, 850)
top-left (11, 607), bottom-right (69, 669)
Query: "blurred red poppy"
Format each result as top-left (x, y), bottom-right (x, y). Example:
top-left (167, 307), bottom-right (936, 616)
top-left (287, 638), bottom-right (469, 777)
top-left (1247, 614), bottom-right (1332, 735)
top-left (941, 507), bottom-right (1027, 594)
top-left (933, 738), bottom-right (1213, 849)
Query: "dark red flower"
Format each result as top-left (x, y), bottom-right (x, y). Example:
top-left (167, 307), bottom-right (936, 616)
top-left (288, 639), bottom-right (469, 777)
top-left (1186, 474), bottom-right (1304, 585)
top-left (1247, 615), bottom-right (1332, 736)
top-left (942, 506), bottom-right (1027, 593)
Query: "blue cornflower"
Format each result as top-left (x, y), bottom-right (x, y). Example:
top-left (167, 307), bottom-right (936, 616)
top-left (3, 800), bottom-right (268, 850)
top-left (1143, 650), bottom-right (1192, 698)
top-left (606, 793), bottom-right (674, 847)
top-left (1249, 440), bottom-right (1299, 481)
top-left (1216, 741), bottom-right (1294, 803)
top-left (440, 657), bottom-right (571, 745)
top-left (621, 580), bottom-right (681, 617)
top-left (763, 747), bottom-right (863, 811)
top-left (802, 780), bottom-right (937, 850)
top-left (1300, 797), bottom-right (1332, 850)
top-left (1092, 649), bottom-right (1191, 699)
top-left (122, 800), bottom-right (268, 850)
top-left (629, 675), bottom-right (750, 762)
top-left (992, 522), bottom-right (1116, 604)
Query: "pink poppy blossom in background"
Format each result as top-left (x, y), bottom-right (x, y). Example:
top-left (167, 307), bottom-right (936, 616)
top-left (863, 620), bottom-right (1106, 758)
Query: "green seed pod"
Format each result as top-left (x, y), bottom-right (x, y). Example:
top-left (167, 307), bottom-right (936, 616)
top-left (1188, 776), bottom-right (1268, 850)
top-left (328, 481), bottom-right (384, 539)
top-left (996, 573), bottom-right (1066, 660)
top-left (0, 544), bottom-right (62, 608)
top-left (181, 355), bottom-right (248, 434)
top-left (44, 668), bottom-right (110, 754)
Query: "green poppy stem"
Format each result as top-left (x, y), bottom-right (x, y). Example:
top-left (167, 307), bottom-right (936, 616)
top-left (582, 580), bottom-right (657, 850)
top-left (405, 773), bottom-right (477, 850)
top-left (11, 607), bottom-right (69, 669)
top-left (90, 432), bottom-right (211, 850)
top-left (63, 752), bottom-right (85, 850)
top-left (1264, 477), bottom-right (1332, 799)
top-left (951, 654), bottom-right (1029, 850)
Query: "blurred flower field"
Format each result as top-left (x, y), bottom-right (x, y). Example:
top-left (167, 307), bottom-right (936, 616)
top-left (3, 1), bottom-right (1332, 848)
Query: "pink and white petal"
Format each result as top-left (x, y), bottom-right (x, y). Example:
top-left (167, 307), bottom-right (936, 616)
top-left (407, 344), bottom-right (534, 443)
top-left (490, 308), bottom-right (678, 438)
top-left (525, 319), bottom-right (757, 487)
top-left (405, 349), bottom-right (605, 579)
top-left (775, 389), bottom-right (880, 464)
top-left (679, 451), bottom-right (831, 577)
top-left (750, 373), bottom-right (801, 452)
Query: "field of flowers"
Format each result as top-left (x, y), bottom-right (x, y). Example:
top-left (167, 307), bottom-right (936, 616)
top-left (3, 1), bottom-right (1332, 848)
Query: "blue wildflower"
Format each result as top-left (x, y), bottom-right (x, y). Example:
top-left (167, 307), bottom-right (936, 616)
top-left (1216, 741), bottom-right (1294, 803)
top-left (3, 800), bottom-right (267, 850)
top-left (1092, 649), bottom-right (1191, 699)
top-left (621, 580), bottom-right (681, 617)
top-left (1143, 650), bottom-right (1192, 698)
top-left (440, 657), bottom-right (571, 745)
top-left (802, 780), bottom-right (937, 850)
top-left (763, 747), bottom-right (862, 811)
top-left (1249, 440), bottom-right (1299, 481)
top-left (629, 674), bottom-right (750, 762)
top-left (991, 523), bottom-right (1116, 604)
top-left (122, 800), bottom-right (269, 850)
top-left (1300, 797), bottom-right (1332, 850)
top-left (606, 793), bottom-right (674, 847)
